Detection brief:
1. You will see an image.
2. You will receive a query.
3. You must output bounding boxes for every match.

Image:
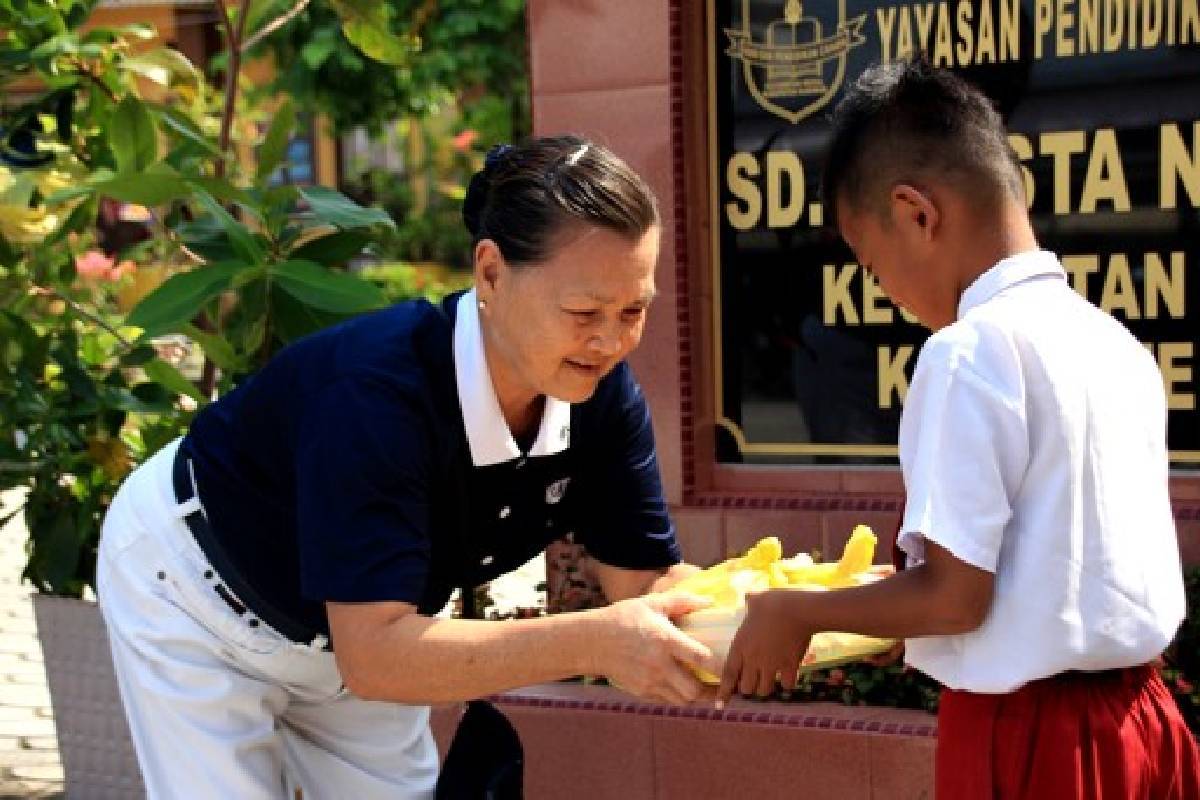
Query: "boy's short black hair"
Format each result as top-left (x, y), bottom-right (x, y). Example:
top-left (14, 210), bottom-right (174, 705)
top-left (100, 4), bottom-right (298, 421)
top-left (821, 58), bottom-right (1024, 230)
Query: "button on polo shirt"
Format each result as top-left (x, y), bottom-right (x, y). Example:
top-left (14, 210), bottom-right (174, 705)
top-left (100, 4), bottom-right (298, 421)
top-left (182, 289), bottom-right (680, 639)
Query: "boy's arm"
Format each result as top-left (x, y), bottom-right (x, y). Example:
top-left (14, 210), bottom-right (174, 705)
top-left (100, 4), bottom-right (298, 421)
top-left (717, 541), bottom-right (993, 700)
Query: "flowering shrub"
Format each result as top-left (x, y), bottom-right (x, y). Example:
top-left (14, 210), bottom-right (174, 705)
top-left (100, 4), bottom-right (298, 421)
top-left (1, 0), bottom-right (410, 597)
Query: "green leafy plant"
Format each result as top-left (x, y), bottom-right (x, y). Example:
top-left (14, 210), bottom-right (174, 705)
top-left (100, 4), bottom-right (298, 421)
top-left (1161, 566), bottom-right (1200, 733)
top-left (258, 0), bottom-right (529, 136)
top-left (0, 0), bottom-right (415, 596)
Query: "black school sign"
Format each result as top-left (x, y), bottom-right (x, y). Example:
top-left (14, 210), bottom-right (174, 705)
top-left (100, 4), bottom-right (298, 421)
top-left (708, 0), bottom-right (1200, 466)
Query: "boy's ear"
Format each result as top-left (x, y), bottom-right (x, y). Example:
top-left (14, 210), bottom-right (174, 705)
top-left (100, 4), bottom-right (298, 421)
top-left (890, 184), bottom-right (939, 242)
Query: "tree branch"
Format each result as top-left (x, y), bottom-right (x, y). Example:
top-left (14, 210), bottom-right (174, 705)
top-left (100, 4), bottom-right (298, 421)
top-left (212, 0), bottom-right (251, 180)
top-left (242, 0), bottom-right (311, 53)
top-left (204, 0), bottom-right (254, 397)
top-left (29, 286), bottom-right (131, 348)
top-left (68, 58), bottom-right (118, 103)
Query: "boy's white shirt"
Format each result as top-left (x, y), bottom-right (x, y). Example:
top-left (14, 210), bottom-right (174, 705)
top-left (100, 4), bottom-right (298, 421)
top-left (898, 249), bottom-right (1186, 693)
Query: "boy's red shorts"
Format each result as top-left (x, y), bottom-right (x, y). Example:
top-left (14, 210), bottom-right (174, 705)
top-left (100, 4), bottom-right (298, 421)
top-left (936, 665), bottom-right (1199, 799)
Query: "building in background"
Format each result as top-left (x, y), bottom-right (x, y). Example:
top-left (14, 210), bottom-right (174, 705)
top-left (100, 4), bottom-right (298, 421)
top-left (527, 0), bottom-right (1200, 569)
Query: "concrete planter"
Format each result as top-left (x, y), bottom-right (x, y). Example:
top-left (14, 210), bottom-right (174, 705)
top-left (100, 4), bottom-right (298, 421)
top-left (31, 595), bottom-right (142, 799)
top-left (29, 598), bottom-right (936, 799)
top-left (488, 683), bottom-right (937, 799)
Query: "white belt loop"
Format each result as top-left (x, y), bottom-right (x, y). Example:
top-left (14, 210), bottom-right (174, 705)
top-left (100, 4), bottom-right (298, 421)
top-left (176, 496), bottom-right (204, 518)
top-left (183, 457), bottom-right (209, 522)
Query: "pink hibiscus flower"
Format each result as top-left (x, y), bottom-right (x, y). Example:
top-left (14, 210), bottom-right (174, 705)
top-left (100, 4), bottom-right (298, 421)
top-left (452, 129), bottom-right (480, 152)
top-left (74, 250), bottom-right (115, 281)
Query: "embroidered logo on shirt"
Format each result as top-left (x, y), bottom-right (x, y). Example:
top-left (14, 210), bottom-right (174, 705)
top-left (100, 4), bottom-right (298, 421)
top-left (545, 477), bottom-right (570, 505)
top-left (559, 424), bottom-right (570, 442)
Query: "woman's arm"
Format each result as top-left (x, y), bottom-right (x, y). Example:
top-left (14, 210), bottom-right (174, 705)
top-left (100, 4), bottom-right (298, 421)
top-left (592, 560), bottom-right (703, 601)
top-left (328, 592), bottom-right (717, 706)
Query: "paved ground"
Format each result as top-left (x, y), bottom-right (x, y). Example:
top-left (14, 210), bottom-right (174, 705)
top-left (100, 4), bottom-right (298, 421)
top-left (0, 490), bottom-right (64, 799)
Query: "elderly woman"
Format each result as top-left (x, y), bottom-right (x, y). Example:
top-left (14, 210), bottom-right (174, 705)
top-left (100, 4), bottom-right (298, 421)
top-left (97, 136), bottom-right (713, 798)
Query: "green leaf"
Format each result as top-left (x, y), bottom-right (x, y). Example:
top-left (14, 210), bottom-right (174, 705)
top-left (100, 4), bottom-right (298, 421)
top-left (187, 176), bottom-right (256, 209)
top-left (121, 47), bottom-right (202, 91)
top-left (175, 217), bottom-right (236, 263)
top-left (179, 323), bottom-right (246, 373)
top-left (269, 285), bottom-right (351, 343)
top-left (141, 357), bottom-right (206, 404)
top-left (129, 380), bottom-right (178, 411)
top-left (329, 0), bottom-right (419, 66)
top-left (26, 509), bottom-right (82, 594)
top-left (94, 164), bottom-right (190, 206)
top-left (44, 183), bottom-right (95, 205)
top-left (0, 171), bottom-right (34, 206)
top-left (119, 345), bottom-right (157, 366)
top-left (30, 33), bottom-right (77, 61)
top-left (244, 0), bottom-right (290, 37)
top-left (153, 104), bottom-right (219, 155)
top-left (339, 19), bottom-right (419, 66)
top-left (126, 261), bottom-right (244, 336)
top-left (108, 94), bottom-right (158, 173)
top-left (299, 185), bottom-right (394, 230)
top-left (301, 35), bottom-right (339, 69)
top-left (98, 385), bottom-right (169, 414)
top-left (42, 197), bottom-right (96, 247)
top-left (193, 189), bottom-right (265, 264)
top-left (270, 259), bottom-right (387, 313)
top-left (81, 28), bottom-right (120, 46)
top-left (256, 99), bottom-right (295, 182)
top-left (288, 229), bottom-right (370, 266)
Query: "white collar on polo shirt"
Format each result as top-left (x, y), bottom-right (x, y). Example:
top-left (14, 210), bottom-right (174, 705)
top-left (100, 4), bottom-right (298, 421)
top-left (453, 289), bottom-right (572, 467)
top-left (957, 249), bottom-right (1066, 320)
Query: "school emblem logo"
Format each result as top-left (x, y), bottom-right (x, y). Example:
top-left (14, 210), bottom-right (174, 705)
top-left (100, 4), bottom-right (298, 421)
top-left (545, 477), bottom-right (570, 505)
top-left (725, 0), bottom-right (867, 125)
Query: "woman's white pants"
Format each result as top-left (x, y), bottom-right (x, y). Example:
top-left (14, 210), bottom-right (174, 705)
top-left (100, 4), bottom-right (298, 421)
top-left (96, 439), bottom-right (438, 799)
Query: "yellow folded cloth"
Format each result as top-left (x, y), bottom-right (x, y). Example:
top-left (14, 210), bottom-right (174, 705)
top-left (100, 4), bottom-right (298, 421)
top-left (673, 526), bottom-right (896, 685)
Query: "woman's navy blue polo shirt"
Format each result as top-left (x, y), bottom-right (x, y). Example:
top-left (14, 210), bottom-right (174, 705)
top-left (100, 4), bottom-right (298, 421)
top-left (181, 289), bottom-right (681, 640)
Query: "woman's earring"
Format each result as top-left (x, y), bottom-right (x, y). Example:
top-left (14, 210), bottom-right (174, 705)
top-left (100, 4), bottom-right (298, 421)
top-left (478, 299), bottom-right (487, 311)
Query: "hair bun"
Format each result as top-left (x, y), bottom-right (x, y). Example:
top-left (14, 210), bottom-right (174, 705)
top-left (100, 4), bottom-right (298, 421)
top-left (463, 171), bottom-right (489, 237)
top-left (463, 143), bottom-right (515, 237)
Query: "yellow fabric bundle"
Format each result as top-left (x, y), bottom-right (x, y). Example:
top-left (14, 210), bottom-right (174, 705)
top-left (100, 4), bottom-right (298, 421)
top-left (673, 525), bottom-right (880, 600)
top-left (673, 526), bottom-right (896, 684)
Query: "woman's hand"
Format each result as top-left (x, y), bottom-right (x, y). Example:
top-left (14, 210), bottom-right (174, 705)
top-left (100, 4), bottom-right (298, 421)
top-left (717, 589), bottom-right (812, 703)
top-left (590, 592), bottom-right (718, 705)
top-left (647, 563), bottom-right (702, 594)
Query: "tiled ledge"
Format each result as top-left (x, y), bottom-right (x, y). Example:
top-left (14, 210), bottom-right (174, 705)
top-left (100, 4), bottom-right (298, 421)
top-left (431, 682), bottom-right (937, 799)
top-left (490, 680), bottom-right (937, 737)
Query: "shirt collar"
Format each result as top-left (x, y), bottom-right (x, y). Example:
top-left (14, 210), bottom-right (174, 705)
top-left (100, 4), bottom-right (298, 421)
top-left (453, 289), bottom-right (572, 467)
top-left (958, 249), bottom-right (1066, 319)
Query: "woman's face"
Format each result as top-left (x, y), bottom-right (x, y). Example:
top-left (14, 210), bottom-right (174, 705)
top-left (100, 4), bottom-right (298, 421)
top-left (476, 223), bottom-right (660, 406)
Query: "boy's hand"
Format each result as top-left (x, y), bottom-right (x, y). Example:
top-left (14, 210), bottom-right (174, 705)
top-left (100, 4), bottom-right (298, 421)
top-left (717, 589), bottom-right (812, 703)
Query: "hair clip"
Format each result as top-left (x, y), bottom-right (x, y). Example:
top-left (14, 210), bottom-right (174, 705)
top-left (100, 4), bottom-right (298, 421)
top-left (484, 143), bottom-right (514, 172)
top-left (565, 143), bottom-right (588, 166)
